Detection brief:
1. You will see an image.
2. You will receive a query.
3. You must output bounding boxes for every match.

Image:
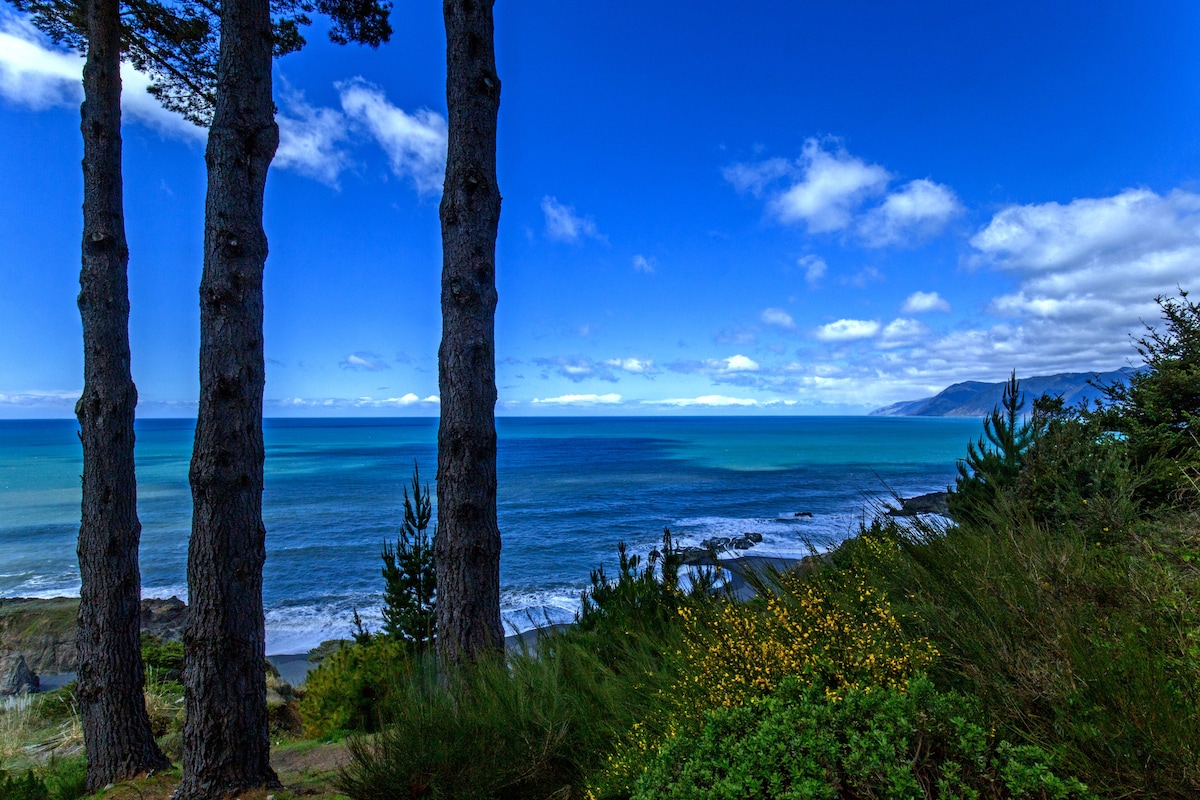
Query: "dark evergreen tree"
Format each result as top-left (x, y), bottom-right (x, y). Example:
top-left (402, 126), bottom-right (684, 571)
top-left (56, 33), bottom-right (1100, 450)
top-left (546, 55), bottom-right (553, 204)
top-left (178, 0), bottom-right (391, 794)
top-left (435, 0), bottom-right (504, 664)
top-left (1091, 290), bottom-right (1200, 506)
top-left (380, 463), bottom-right (436, 651)
top-left (949, 371), bottom-right (1041, 520)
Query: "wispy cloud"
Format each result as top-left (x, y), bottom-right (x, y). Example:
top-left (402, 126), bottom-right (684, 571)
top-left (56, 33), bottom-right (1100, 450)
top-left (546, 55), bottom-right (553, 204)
top-left (603, 357), bottom-right (658, 375)
top-left (901, 290), bottom-right (951, 313)
top-left (632, 254), bottom-right (656, 273)
top-left (275, 394), bottom-right (439, 409)
top-left (713, 326), bottom-right (757, 346)
top-left (339, 352), bottom-right (390, 372)
top-left (668, 355), bottom-right (760, 376)
top-left (799, 255), bottom-right (827, 287)
top-left (0, 11), bottom-right (202, 140)
top-left (815, 319), bottom-right (880, 342)
top-left (541, 196), bottom-right (604, 243)
top-left (725, 138), bottom-right (958, 246)
top-left (0, 13), bottom-right (447, 192)
top-left (726, 139), bottom-right (888, 233)
top-left (642, 395), bottom-right (762, 408)
top-left (275, 85), bottom-right (354, 188)
top-left (338, 77), bottom-right (447, 195)
top-left (533, 356), bottom-right (616, 383)
top-left (858, 178), bottom-right (962, 246)
top-left (761, 307), bottom-right (796, 330)
top-left (0, 389), bottom-right (79, 408)
top-left (531, 393), bottom-right (622, 405)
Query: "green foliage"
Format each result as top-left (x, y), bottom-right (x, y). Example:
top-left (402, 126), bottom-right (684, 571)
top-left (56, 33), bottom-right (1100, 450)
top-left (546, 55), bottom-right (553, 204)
top-left (838, 496), bottom-right (1200, 797)
top-left (633, 675), bottom-right (1093, 800)
top-left (1091, 290), bottom-right (1200, 507)
top-left (578, 528), bottom-right (717, 648)
top-left (950, 371), bottom-right (1043, 521)
top-left (299, 638), bottom-right (409, 738)
top-left (41, 758), bottom-right (86, 800)
top-left (380, 462), bottom-right (436, 652)
top-left (0, 769), bottom-right (49, 800)
top-left (0, 758), bottom-right (87, 800)
top-left (140, 633), bottom-right (184, 678)
top-left (338, 638), bottom-right (651, 800)
top-left (10, 0), bottom-right (392, 128)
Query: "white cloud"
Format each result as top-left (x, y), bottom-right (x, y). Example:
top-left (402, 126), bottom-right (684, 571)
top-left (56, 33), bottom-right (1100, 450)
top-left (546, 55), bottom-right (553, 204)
top-left (799, 255), bottom-right (827, 286)
top-left (0, 12), bottom-right (201, 140)
top-left (339, 352), bottom-right (390, 371)
top-left (725, 139), bottom-right (960, 247)
top-left (815, 319), bottom-right (880, 342)
top-left (0, 389), bottom-right (79, 406)
top-left (721, 354), bottom-right (759, 372)
top-left (274, 394), bottom-right (438, 409)
top-left (603, 357), bottom-right (657, 375)
top-left (879, 317), bottom-right (927, 344)
top-left (722, 157), bottom-right (791, 196)
top-left (337, 77), bottom-right (447, 195)
top-left (0, 15), bottom-right (449, 191)
top-left (968, 188), bottom-right (1200, 365)
top-left (632, 254), bottom-right (655, 273)
top-left (901, 290), bottom-right (951, 314)
top-left (770, 140), bottom-right (890, 232)
top-left (858, 179), bottom-right (962, 246)
top-left (275, 87), bottom-right (353, 188)
top-left (532, 393), bottom-right (622, 405)
top-left (541, 196), bottom-right (603, 243)
top-left (0, 14), bottom-right (81, 110)
top-left (643, 395), bottom-right (759, 408)
top-left (760, 308), bottom-right (796, 330)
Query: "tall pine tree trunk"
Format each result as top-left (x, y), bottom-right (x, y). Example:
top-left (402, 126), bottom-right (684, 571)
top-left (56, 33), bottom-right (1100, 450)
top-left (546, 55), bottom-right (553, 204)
top-left (75, 0), bottom-right (170, 789)
top-left (177, 0), bottom-right (279, 791)
top-left (434, 0), bottom-right (503, 665)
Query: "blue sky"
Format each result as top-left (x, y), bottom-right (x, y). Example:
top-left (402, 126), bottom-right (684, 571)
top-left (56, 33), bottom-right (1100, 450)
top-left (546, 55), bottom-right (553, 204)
top-left (2, 1), bottom-right (1200, 417)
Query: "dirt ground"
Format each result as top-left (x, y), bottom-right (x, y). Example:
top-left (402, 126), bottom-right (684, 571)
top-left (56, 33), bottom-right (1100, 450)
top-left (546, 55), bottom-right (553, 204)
top-left (98, 742), bottom-right (351, 800)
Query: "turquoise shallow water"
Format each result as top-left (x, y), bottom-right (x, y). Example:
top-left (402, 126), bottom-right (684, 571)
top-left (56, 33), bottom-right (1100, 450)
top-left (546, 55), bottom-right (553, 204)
top-left (0, 416), bottom-right (980, 652)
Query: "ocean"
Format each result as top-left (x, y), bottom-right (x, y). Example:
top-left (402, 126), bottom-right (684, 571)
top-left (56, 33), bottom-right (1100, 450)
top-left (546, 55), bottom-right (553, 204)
top-left (0, 416), bottom-right (980, 654)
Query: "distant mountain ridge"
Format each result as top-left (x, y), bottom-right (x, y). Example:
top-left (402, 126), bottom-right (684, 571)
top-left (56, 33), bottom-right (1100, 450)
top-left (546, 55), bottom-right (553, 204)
top-left (871, 367), bottom-right (1141, 417)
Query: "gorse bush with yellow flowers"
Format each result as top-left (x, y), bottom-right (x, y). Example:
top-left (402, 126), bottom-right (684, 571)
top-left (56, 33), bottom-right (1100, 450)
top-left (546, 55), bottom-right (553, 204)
top-left (590, 564), bottom-right (938, 799)
top-left (675, 569), bottom-right (936, 710)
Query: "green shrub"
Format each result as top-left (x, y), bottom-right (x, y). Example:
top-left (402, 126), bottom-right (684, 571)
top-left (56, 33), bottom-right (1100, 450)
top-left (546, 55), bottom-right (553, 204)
top-left (338, 637), bottom-right (650, 800)
top-left (578, 529), bottom-right (717, 661)
top-left (840, 485), bottom-right (1200, 796)
top-left (40, 758), bottom-right (86, 800)
top-left (634, 675), bottom-right (1093, 800)
top-left (0, 758), bottom-right (87, 800)
top-left (299, 638), bottom-right (410, 737)
top-left (0, 769), bottom-right (49, 800)
top-left (140, 634), bottom-right (184, 679)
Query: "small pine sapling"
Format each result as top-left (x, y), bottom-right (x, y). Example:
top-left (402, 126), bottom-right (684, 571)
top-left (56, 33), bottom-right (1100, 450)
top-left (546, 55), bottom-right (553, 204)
top-left (950, 371), bottom-right (1043, 520)
top-left (381, 463), bottom-right (437, 651)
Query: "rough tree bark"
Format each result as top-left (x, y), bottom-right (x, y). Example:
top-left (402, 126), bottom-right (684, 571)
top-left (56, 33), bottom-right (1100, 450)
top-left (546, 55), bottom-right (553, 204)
top-left (177, 0), bottom-right (280, 791)
top-left (435, 0), bottom-right (503, 665)
top-left (74, 0), bottom-right (171, 788)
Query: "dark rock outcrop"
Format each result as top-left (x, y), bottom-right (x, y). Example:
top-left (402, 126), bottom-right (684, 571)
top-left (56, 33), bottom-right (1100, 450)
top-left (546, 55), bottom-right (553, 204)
top-left (0, 595), bottom-right (189, 676)
top-left (887, 491), bottom-right (950, 517)
top-left (0, 653), bottom-right (39, 695)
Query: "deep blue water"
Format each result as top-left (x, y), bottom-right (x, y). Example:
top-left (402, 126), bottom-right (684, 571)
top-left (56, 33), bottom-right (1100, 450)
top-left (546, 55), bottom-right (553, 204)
top-left (0, 416), bottom-right (980, 652)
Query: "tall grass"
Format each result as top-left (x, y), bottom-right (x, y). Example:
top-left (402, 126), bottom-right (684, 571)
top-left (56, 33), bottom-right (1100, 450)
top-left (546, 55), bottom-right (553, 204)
top-left (835, 498), bottom-right (1200, 798)
top-left (337, 636), bottom-right (664, 800)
